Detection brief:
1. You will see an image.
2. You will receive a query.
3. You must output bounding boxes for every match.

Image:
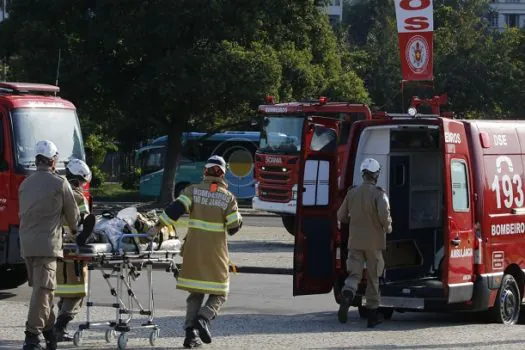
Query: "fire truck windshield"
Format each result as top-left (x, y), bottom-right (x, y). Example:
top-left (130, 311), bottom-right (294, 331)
top-left (12, 108), bottom-right (86, 169)
top-left (259, 115), bottom-right (303, 154)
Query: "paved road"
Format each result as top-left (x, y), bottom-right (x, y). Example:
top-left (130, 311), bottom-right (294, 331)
top-left (3, 219), bottom-right (525, 349)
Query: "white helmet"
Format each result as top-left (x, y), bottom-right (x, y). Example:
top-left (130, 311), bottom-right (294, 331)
top-left (35, 140), bottom-right (58, 160)
top-left (360, 158), bottom-right (381, 174)
top-left (66, 158), bottom-right (92, 183)
top-left (205, 155), bottom-right (227, 174)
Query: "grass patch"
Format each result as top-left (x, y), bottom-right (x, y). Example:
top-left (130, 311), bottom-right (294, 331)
top-left (90, 183), bottom-right (141, 202)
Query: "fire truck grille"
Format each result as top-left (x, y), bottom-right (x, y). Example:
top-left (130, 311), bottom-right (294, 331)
top-left (260, 173), bottom-right (289, 181)
top-left (259, 187), bottom-right (291, 202)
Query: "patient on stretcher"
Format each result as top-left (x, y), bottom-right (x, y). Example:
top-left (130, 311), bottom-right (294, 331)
top-left (66, 208), bottom-right (182, 254)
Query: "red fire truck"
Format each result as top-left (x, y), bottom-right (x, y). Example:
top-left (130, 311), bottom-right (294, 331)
top-left (292, 101), bottom-right (525, 324)
top-left (0, 82), bottom-right (90, 289)
top-left (253, 96), bottom-right (372, 234)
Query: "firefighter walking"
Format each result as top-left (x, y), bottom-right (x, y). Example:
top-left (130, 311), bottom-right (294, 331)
top-left (54, 159), bottom-right (95, 342)
top-left (19, 141), bottom-right (80, 350)
top-left (149, 155), bottom-right (242, 348)
top-left (336, 158), bottom-right (392, 328)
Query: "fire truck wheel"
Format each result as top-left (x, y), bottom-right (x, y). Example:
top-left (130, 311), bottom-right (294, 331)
top-left (0, 265), bottom-right (28, 290)
top-left (281, 215), bottom-right (295, 235)
top-left (379, 307), bottom-right (394, 320)
top-left (491, 274), bottom-right (520, 325)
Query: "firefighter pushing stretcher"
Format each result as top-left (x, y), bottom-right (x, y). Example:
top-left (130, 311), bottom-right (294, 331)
top-left (148, 155), bottom-right (243, 348)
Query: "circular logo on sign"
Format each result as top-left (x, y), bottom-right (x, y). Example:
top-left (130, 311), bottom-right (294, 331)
top-left (405, 35), bottom-right (429, 73)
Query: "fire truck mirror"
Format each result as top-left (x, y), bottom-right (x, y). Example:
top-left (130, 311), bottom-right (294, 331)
top-left (263, 117), bottom-right (270, 127)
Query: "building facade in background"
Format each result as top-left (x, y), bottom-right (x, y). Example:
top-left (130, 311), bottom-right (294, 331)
top-left (323, 0), bottom-right (343, 25)
top-left (490, 0), bottom-right (525, 30)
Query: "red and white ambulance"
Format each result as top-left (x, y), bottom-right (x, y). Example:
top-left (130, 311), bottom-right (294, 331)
top-left (293, 107), bottom-right (525, 324)
top-left (0, 82), bottom-right (89, 289)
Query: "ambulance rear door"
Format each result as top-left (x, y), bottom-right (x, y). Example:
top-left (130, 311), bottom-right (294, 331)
top-left (441, 118), bottom-right (475, 303)
top-left (293, 116), bottom-right (340, 296)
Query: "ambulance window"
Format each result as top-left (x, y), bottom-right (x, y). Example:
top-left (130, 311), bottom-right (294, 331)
top-left (451, 160), bottom-right (469, 211)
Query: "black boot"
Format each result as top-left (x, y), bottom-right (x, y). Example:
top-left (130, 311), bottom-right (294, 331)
top-left (22, 331), bottom-right (43, 350)
top-left (367, 308), bottom-right (383, 328)
top-left (183, 328), bottom-right (202, 348)
top-left (337, 290), bottom-right (354, 324)
top-left (194, 317), bottom-right (212, 344)
top-left (76, 214), bottom-right (96, 246)
top-left (42, 329), bottom-right (57, 350)
top-left (53, 315), bottom-right (74, 342)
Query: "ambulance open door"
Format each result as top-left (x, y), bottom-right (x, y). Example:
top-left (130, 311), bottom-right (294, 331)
top-left (440, 118), bottom-right (475, 303)
top-left (293, 117), bottom-right (339, 296)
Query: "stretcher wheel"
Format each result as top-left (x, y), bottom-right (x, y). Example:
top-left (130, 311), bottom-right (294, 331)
top-left (73, 331), bottom-right (83, 347)
top-left (105, 329), bottom-right (116, 343)
top-left (118, 333), bottom-right (128, 349)
top-left (149, 328), bottom-right (159, 346)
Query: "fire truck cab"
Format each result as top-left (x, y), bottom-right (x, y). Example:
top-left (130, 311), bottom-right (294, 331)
top-left (0, 82), bottom-right (89, 289)
top-left (294, 109), bottom-right (525, 324)
top-left (253, 96), bottom-right (372, 235)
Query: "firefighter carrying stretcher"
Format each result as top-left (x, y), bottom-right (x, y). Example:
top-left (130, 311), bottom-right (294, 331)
top-left (148, 155), bottom-right (243, 349)
top-left (54, 159), bottom-right (96, 342)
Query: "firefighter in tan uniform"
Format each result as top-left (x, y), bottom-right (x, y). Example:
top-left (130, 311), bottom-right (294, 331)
top-left (149, 155), bottom-right (242, 348)
top-left (54, 159), bottom-right (95, 342)
top-left (19, 140), bottom-right (80, 350)
top-left (336, 158), bottom-right (392, 328)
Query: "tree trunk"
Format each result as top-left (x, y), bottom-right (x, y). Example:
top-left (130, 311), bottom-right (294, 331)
top-left (158, 121), bottom-right (183, 205)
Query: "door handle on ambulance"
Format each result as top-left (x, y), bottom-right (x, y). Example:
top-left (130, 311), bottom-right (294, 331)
top-left (451, 238), bottom-right (461, 247)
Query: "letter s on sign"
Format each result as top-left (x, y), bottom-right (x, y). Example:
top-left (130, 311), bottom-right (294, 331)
top-left (400, 0), bottom-right (431, 10)
top-left (404, 16), bottom-right (430, 31)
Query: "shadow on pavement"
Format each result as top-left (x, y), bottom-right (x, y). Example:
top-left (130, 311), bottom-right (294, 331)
top-left (228, 240), bottom-right (293, 253)
top-left (315, 339), bottom-right (525, 349)
top-left (0, 292), bottom-right (17, 300)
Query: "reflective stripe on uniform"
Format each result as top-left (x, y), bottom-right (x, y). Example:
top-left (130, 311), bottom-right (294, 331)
top-left (188, 219), bottom-right (224, 232)
top-left (78, 203), bottom-right (88, 214)
top-left (226, 211), bottom-right (242, 226)
top-left (177, 277), bottom-right (229, 294)
top-left (55, 283), bottom-right (87, 295)
top-left (159, 211), bottom-right (177, 227)
top-left (176, 194), bottom-right (192, 212)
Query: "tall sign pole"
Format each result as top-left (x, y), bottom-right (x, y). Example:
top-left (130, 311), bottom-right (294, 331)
top-left (2, 0), bottom-right (6, 81)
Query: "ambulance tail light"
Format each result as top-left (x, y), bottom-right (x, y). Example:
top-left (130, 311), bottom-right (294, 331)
top-left (474, 236), bottom-right (484, 273)
top-left (479, 132), bottom-right (491, 148)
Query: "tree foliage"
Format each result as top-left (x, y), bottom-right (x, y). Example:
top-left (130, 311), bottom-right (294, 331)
top-left (1, 0), bottom-right (367, 203)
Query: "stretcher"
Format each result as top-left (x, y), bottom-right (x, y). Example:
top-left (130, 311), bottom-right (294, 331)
top-left (62, 233), bottom-right (181, 349)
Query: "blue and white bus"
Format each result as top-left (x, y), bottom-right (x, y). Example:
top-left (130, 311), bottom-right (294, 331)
top-left (136, 131), bottom-right (260, 199)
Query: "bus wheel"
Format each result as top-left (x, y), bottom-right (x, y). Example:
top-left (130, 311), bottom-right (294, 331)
top-left (491, 274), bottom-right (520, 324)
top-left (281, 215), bottom-right (295, 235)
top-left (0, 265), bottom-right (28, 290)
top-left (174, 183), bottom-right (189, 199)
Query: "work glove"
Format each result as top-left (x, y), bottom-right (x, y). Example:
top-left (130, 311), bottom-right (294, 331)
top-left (147, 223), bottom-right (162, 238)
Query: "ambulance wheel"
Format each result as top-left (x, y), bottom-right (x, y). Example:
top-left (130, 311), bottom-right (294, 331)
top-left (281, 215), bottom-right (295, 236)
top-left (380, 307), bottom-right (394, 320)
top-left (491, 274), bottom-right (520, 324)
top-left (149, 328), bottom-right (159, 346)
top-left (105, 329), bottom-right (116, 343)
top-left (358, 306), bottom-right (369, 319)
top-left (118, 333), bottom-right (128, 349)
top-left (73, 331), bottom-right (83, 347)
